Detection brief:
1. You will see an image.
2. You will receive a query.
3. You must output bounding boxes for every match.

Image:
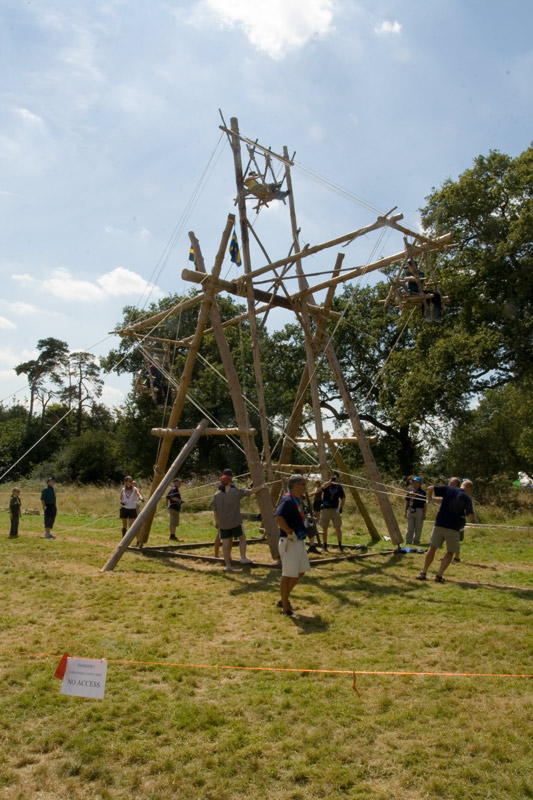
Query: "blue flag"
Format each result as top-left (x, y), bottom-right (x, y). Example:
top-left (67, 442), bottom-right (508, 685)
top-left (229, 230), bottom-right (241, 266)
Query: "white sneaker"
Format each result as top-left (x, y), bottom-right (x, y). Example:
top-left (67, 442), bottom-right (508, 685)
top-left (44, 533), bottom-right (55, 540)
top-left (225, 564), bottom-right (233, 572)
top-left (240, 557), bottom-right (253, 564)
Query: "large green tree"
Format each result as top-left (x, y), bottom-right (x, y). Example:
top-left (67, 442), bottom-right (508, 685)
top-left (316, 145), bottom-right (533, 476)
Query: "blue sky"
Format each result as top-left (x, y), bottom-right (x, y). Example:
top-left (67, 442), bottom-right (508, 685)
top-left (1, 0), bottom-right (531, 409)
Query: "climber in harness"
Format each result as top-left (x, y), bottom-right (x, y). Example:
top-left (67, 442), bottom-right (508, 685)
top-left (244, 172), bottom-right (289, 205)
top-left (402, 258), bottom-right (442, 322)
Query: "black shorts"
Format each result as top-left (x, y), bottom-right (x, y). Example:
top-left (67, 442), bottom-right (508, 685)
top-left (219, 525), bottom-right (244, 540)
top-left (44, 505), bottom-right (57, 529)
top-left (120, 507), bottom-right (138, 520)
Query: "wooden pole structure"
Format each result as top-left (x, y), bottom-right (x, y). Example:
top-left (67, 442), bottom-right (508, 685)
top-left (323, 431), bottom-right (380, 541)
top-left (101, 419), bottom-right (208, 572)
top-left (283, 145), bottom-right (329, 481)
top-left (136, 215), bottom-right (236, 543)
top-left (229, 116), bottom-right (273, 475)
top-left (189, 230), bottom-right (280, 559)
top-left (270, 254), bottom-right (343, 506)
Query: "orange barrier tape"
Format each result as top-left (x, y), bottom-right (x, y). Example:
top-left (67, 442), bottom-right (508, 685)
top-left (2, 650), bottom-right (532, 681)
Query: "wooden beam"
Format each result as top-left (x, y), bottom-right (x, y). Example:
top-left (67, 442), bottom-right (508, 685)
top-left (289, 234), bottom-right (454, 302)
top-left (151, 427), bottom-right (257, 437)
top-left (181, 269), bottom-right (342, 321)
top-left (234, 213), bottom-right (404, 285)
top-left (115, 293), bottom-right (203, 335)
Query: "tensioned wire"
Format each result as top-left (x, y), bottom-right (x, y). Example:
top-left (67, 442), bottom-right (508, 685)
top-left (1, 137), bottom-right (226, 410)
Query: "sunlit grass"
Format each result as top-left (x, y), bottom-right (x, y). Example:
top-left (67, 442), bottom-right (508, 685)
top-left (0, 482), bottom-right (532, 799)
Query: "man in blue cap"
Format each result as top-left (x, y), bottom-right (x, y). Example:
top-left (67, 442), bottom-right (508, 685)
top-left (404, 476), bottom-right (426, 545)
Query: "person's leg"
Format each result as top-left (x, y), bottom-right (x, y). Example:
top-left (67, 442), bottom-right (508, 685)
top-left (9, 514), bottom-right (19, 537)
top-left (222, 537), bottom-right (233, 569)
top-left (322, 523), bottom-right (329, 550)
top-left (418, 546), bottom-right (438, 577)
top-left (436, 551), bottom-right (454, 578)
top-left (334, 521), bottom-right (343, 549)
top-left (413, 509), bottom-right (423, 545)
top-left (214, 531), bottom-right (221, 558)
top-left (239, 533), bottom-right (252, 563)
top-left (280, 575), bottom-right (292, 611)
top-left (406, 512), bottom-right (415, 544)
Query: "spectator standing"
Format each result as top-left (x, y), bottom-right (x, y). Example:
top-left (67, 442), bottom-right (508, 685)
top-left (119, 476), bottom-right (141, 539)
top-left (9, 488), bottom-right (21, 538)
top-left (321, 473), bottom-right (346, 551)
top-left (274, 475), bottom-right (311, 616)
top-left (41, 477), bottom-right (57, 540)
top-left (417, 480), bottom-right (475, 582)
top-left (166, 478), bottom-right (184, 542)
top-left (404, 477), bottom-right (427, 545)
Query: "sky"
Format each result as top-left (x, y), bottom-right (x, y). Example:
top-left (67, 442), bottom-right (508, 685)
top-left (1, 0), bottom-right (532, 411)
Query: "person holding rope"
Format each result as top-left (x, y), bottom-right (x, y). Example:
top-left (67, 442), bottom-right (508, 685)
top-left (275, 475), bottom-right (311, 616)
top-left (41, 477), bottom-right (57, 540)
top-left (212, 469), bottom-right (265, 572)
top-left (417, 479), bottom-right (474, 582)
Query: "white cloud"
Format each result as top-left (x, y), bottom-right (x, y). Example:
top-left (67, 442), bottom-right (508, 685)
top-left (2, 301), bottom-right (38, 315)
top-left (374, 20), bottom-right (402, 35)
top-left (202, 0), bottom-right (334, 60)
top-left (12, 273), bottom-right (38, 287)
top-left (0, 189), bottom-right (16, 197)
top-left (104, 225), bottom-right (125, 235)
top-left (13, 267), bottom-right (163, 303)
top-left (17, 108), bottom-right (44, 126)
top-left (0, 316), bottom-right (16, 330)
top-left (100, 384), bottom-right (125, 407)
top-left (96, 266), bottom-right (162, 297)
top-left (0, 347), bottom-right (37, 367)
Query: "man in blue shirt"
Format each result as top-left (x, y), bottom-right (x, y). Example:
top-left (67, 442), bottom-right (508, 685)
top-left (320, 473), bottom-right (346, 552)
top-left (275, 475), bottom-right (311, 616)
top-left (417, 479), bottom-right (475, 582)
top-left (40, 477), bottom-right (57, 540)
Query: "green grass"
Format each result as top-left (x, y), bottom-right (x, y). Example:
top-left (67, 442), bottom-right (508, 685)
top-left (0, 483), bottom-right (532, 799)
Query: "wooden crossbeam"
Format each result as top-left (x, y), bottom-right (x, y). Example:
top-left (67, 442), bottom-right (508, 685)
top-left (151, 427), bottom-right (256, 437)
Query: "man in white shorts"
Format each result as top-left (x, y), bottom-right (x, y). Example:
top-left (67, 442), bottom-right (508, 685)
top-left (274, 475), bottom-right (311, 616)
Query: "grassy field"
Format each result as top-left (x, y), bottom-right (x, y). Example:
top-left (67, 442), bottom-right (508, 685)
top-left (1, 481), bottom-right (532, 800)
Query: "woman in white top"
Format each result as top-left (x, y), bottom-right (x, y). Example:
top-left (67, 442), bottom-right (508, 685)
top-left (119, 476), bottom-right (141, 538)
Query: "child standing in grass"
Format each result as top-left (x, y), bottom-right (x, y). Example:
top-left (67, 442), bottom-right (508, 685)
top-left (9, 488), bottom-right (21, 538)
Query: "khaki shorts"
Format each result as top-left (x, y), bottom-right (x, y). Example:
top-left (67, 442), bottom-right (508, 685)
top-left (430, 525), bottom-right (461, 554)
top-left (321, 507), bottom-right (342, 527)
top-left (168, 508), bottom-right (180, 526)
top-left (278, 536), bottom-right (311, 578)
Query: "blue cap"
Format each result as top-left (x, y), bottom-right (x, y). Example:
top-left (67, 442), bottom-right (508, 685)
top-left (413, 476), bottom-right (422, 483)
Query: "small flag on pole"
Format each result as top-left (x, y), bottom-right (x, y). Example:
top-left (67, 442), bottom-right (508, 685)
top-left (229, 230), bottom-right (241, 266)
top-left (189, 246), bottom-right (196, 265)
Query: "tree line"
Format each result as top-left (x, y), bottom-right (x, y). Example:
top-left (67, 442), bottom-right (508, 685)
top-left (2, 145), bottom-right (531, 489)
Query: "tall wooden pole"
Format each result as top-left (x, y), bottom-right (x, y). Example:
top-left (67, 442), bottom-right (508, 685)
top-left (270, 254), bottom-right (343, 506)
top-left (283, 146), bottom-right (329, 482)
top-left (136, 215), bottom-right (236, 543)
top-left (189, 233), bottom-right (279, 559)
top-left (229, 117), bottom-right (273, 476)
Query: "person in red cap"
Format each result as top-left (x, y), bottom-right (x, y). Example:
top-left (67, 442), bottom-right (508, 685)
top-left (212, 469), bottom-right (265, 572)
